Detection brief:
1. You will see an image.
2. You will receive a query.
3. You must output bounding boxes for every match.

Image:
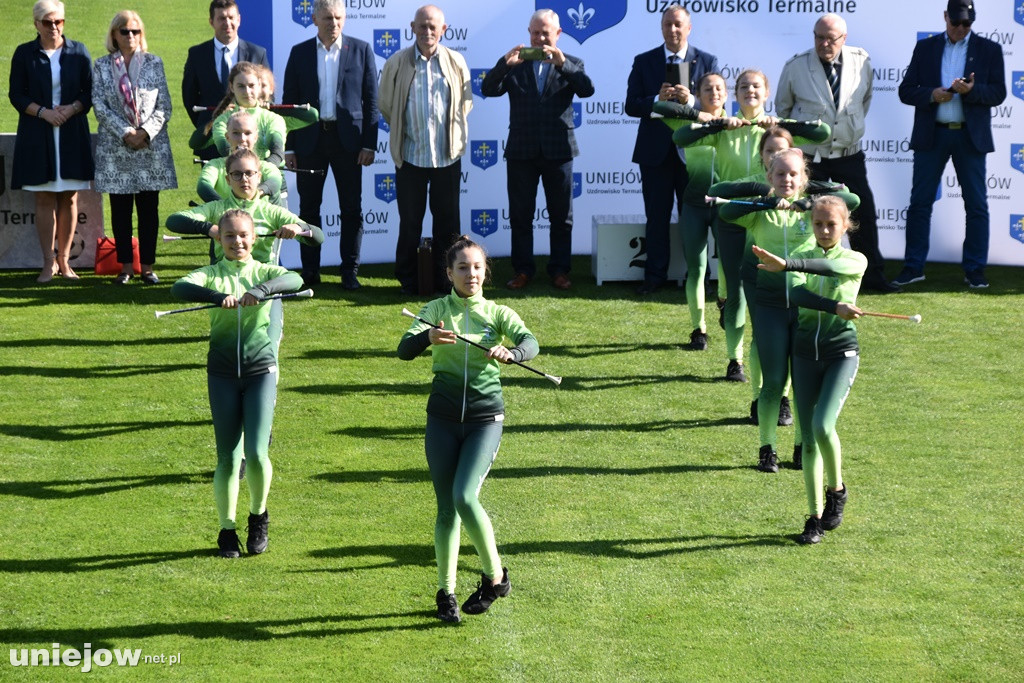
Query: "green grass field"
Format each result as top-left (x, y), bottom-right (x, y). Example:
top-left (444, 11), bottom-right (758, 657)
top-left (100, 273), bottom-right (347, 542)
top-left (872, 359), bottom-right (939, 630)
top-left (2, 2), bottom-right (1024, 681)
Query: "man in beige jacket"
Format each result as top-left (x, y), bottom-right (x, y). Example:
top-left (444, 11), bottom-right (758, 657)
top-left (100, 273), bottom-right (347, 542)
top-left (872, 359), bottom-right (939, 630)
top-left (379, 4), bottom-right (472, 294)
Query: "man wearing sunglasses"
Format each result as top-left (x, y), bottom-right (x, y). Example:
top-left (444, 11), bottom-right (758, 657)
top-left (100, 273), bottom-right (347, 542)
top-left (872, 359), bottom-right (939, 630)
top-left (895, 0), bottom-right (1006, 289)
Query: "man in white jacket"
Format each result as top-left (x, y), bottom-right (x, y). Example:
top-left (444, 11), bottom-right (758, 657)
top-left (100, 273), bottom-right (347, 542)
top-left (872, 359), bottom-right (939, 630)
top-left (776, 13), bottom-right (898, 293)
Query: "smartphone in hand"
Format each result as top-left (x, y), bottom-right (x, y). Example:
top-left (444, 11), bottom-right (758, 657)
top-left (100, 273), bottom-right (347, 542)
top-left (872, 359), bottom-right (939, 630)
top-left (519, 47), bottom-right (549, 61)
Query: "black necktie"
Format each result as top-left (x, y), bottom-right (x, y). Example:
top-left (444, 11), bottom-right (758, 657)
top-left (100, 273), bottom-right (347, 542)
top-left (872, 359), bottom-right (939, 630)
top-left (220, 46), bottom-right (230, 85)
top-left (828, 63), bottom-right (840, 108)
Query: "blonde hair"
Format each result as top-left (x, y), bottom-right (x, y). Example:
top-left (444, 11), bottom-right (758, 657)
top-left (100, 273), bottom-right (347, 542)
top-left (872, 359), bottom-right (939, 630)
top-left (257, 64), bottom-right (275, 105)
top-left (768, 148), bottom-right (809, 194)
top-left (105, 11), bottom-right (148, 53)
top-left (812, 194), bottom-right (859, 233)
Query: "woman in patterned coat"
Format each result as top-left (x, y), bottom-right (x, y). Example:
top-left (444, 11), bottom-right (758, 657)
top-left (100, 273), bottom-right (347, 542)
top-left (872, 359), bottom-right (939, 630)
top-left (92, 9), bottom-right (176, 284)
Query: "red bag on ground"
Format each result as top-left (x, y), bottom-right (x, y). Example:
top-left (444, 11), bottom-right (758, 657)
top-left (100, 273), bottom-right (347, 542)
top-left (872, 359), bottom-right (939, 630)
top-left (94, 237), bottom-right (141, 275)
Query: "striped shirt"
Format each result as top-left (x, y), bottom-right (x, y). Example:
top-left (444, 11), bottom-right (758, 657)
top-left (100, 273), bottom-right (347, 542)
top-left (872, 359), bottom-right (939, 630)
top-left (402, 50), bottom-right (454, 168)
top-left (937, 32), bottom-right (969, 124)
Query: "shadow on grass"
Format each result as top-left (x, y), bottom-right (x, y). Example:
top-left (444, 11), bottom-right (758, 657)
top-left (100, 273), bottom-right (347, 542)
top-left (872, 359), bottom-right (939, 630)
top-left (313, 461), bottom-right (744, 485)
top-left (0, 471), bottom-right (213, 500)
top-left (303, 535), bottom-right (791, 573)
top-left (0, 610), bottom-right (443, 648)
top-left (333, 416), bottom-right (749, 439)
top-left (289, 381), bottom-right (429, 397)
top-left (0, 549), bottom-right (213, 574)
top-left (0, 363), bottom-right (204, 379)
top-left (0, 420), bottom-right (206, 442)
top-left (0, 336), bottom-right (207, 348)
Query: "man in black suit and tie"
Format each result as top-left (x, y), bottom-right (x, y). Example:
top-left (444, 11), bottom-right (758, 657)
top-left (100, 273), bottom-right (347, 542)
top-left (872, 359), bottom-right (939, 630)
top-left (481, 9), bottom-right (594, 291)
top-left (625, 7), bottom-right (717, 295)
top-left (283, 0), bottom-right (378, 289)
top-left (182, 0), bottom-right (269, 160)
top-left (895, 0), bottom-right (1006, 289)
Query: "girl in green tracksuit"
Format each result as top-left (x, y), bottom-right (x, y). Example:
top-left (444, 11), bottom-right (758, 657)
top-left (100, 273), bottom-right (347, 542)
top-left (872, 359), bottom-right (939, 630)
top-left (752, 195), bottom-right (865, 544)
top-left (673, 69), bottom-right (831, 383)
top-left (197, 111), bottom-right (283, 206)
top-left (398, 235), bottom-right (539, 624)
top-left (714, 149), bottom-right (859, 474)
top-left (171, 209), bottom-right (304, 558)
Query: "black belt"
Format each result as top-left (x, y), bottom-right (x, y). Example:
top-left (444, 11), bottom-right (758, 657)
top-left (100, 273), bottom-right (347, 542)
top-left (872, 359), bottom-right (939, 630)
top-left (320, 120), bottom-right (338, 130)
top-left (935, 121), bottom-right (964, 129)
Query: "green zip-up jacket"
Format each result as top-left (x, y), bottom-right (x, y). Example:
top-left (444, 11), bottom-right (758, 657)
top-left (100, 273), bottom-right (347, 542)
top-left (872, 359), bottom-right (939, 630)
top-left (786, 245), bottom-right (867, 361)
top-left (172, 258), bottom-right (303, 378)
top-left (166, 195), bottom-right (323, 263)
top-left (211, 106), bottom-right (287, 165)
top-left (197, 157), bottom-right (282, 204)
top-left (398, 290), bottom-right (539, 422)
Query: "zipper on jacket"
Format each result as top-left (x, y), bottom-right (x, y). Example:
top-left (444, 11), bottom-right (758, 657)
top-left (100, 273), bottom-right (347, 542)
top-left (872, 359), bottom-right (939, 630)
top-left (460, 300), bottom-right (469, 423)
top-left (235, 269), bottom-right (242, 378)
top-left (813, 272), bottom-right (824, 362)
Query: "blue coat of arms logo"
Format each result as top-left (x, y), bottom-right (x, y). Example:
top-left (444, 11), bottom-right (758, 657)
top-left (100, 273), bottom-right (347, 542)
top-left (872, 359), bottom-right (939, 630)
top-left (374, 29), bottom-right (401, 60)
top-left (471, 69), bottom-right (489, 99)
top-left (292, 0), bottom-right (315, 27)
top-left (470, 141), bottom-right (498, 170)
top-left (572, 102), bottom-right (582, 128)
top-left (546, 1), bottom-right (627, 44)
top-left (1016, 1), bottom-right (1024, 27)
top-left (471, 209), bottom-right (498, 238)
top-left (375, 173), bottom-right (397, 203)
top-left (1012, 144), bottom-right (1024, 175)
top-left (572, 172), bottom-right (582, 199)
top-left (1012, 72), bottom-right (1024, 102)
top-left (1012, 215), bottom-right (1024, 245)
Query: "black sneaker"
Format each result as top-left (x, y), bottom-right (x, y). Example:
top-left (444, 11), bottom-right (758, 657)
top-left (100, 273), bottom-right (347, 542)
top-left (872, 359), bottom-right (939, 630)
top-left (238, 456), bottom-right (246, 481)
top-left (793, 444), bottom-right (803, 470)
top-left (689, 328), bottom-right (708, 351)
top-left (246, 509), bottom-right (269, 555)
top-left (964, 270), bottom-right (989, 289)
top-left (756, 444), bottom-right (778, 473)
top-left (461, 567), bottom-right (510, 615)
top-left (891, 267), bottom-right (925, 286)
top-left (726, 360), bottom-right (747, 382)
top-left (821, 486), bottom-right (848, 530)
top-left (798, 516), bottom-right (823, 544)
top-left (717, 298), bottom-right (726, 329)
top-left (435, 589), bottom-right (461, 623)
top-left (778, 396), bottom-right (794, 426)
top-left (217, 528), bottom-right (241, 558)
top-left (749, 399), bottom-right (759, 425)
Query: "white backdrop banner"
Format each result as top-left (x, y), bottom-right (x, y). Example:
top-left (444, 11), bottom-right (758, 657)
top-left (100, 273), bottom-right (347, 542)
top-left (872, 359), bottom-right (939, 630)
top-left (270, 0), bottom-right (1024, 271)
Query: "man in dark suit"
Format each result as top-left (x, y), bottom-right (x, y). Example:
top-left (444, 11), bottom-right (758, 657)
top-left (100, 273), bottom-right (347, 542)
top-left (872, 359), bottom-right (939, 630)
top-left (182, 0), bottom-right (269, 160)
top-left (481, 9), bottom-right (594, 291)
top-left (283, 0), bottom-right (378, 289)
top-left (625, 6), bottom-right (718, 295)
top-left (895, 0), bottom-right (1006, 289)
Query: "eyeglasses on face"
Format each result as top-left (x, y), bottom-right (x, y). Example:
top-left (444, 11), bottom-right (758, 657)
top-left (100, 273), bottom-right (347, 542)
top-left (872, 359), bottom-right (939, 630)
top-left (119, 28), bottom-right (142, 36)
top-left (813, 32), bottom-right (846, 44)
top-left (228, 170), bottom-right (259, 181)
top-left (951, 20), bottom-right (972, 28)
top-left (38, 18), bottom-right (64, 28)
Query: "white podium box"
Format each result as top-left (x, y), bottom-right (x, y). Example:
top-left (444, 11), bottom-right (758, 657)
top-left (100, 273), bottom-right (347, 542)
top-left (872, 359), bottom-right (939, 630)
top-left (591, 214), bottom-right (686, 286)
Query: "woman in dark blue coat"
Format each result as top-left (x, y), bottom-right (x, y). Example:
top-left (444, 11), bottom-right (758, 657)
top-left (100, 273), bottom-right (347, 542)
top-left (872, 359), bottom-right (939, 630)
top-left (8, 1), bottom-right (94, 282)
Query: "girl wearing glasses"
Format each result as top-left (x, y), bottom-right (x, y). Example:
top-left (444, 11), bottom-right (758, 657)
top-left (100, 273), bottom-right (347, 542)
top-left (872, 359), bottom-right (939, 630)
top-left (92, 10), bottom-right (177, 285)
top-left (8, 0), bottom-right (94, 282)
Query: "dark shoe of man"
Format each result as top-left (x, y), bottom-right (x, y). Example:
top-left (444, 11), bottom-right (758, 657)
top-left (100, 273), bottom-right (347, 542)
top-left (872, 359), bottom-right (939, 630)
top-left (551, 273), bottom-right (572, 290)
top-left (302, 271), bottom-right (321, 288)
top-left (506, 273), bottom-right (531, 290)
top-left (792, 444), bottom-right (803, 470)
top-left (756, 444), bottom-right (778, 473)
top-left (891, 267), bottom-right (924, 286)
top-left (778, 396), bottom-right (794, 426)
top-left (399, 283), bottom-right (419, 296)
top-left (217, 528), bottom-right (241, 558)
top-left (861, 276), bottom-right (900, 294)
top-left (726, 359), bottom-right (746, 383)
top-left (635, 280), bottom-right (661, 295)
top-left (749, 399), bottom-right (758, 425)
top-left (435, 589), bottom-right (461, 623)
top-left (689, 328), bottom-right (708, 351)
top-left (461, 568), bottom-right (510, 615)
top-left (964, 270), bottom-right (989, 289)
top-left (246, 509), bottom-right (269, 555)
top-left (341, 272), bottom-right (361, 290)
top-left (798, 516), bottom-right (823, 545)
top-left (821, 486), bottom-right (848, 531)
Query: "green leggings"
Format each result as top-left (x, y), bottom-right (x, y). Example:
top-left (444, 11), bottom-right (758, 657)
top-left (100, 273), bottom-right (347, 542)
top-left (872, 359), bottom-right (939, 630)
top-left (425, 415), bottom-right (503, 593)
top-left (715, 218), bottom-right (747, 362)
top-left (208, 371), bottom-right (276, 529)
top-left (793, 354), bottom-right (858, 515)
top-left (679, 203), bottom-right (715, 332)
top-left (751, 303), bottom-right (798, 448)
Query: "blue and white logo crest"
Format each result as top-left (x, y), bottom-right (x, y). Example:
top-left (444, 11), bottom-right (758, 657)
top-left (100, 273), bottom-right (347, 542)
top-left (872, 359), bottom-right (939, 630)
top-left (374, 29), bottom-right (401, 60)
top-left (1016, 1), bottom-right (1024, 27)
top-left (470, 140), bottom-right (498, 170)
top-left (378, 117), bottom-right (390, 133)
top-left (292, 0), bottom-right (314, 27)
top-left (1012, 144), bottom-right (1024, 175)
top-left (572, 172), bottom-right (582, 199)
top-left (1013, 72), bottom-right (1024, 102)
top-left (471, 69), bottom-right (489, 99)
top-left (375, 173), bottom-right (397, 203)
top-left (471, 209), bottom-right (498, 238)
top-left (1011, 215), bottom-right (1024, 245)
top-left (547, 1), bottom-right (627, 44)
top-left (572, 102), bottom-right (582, 128)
